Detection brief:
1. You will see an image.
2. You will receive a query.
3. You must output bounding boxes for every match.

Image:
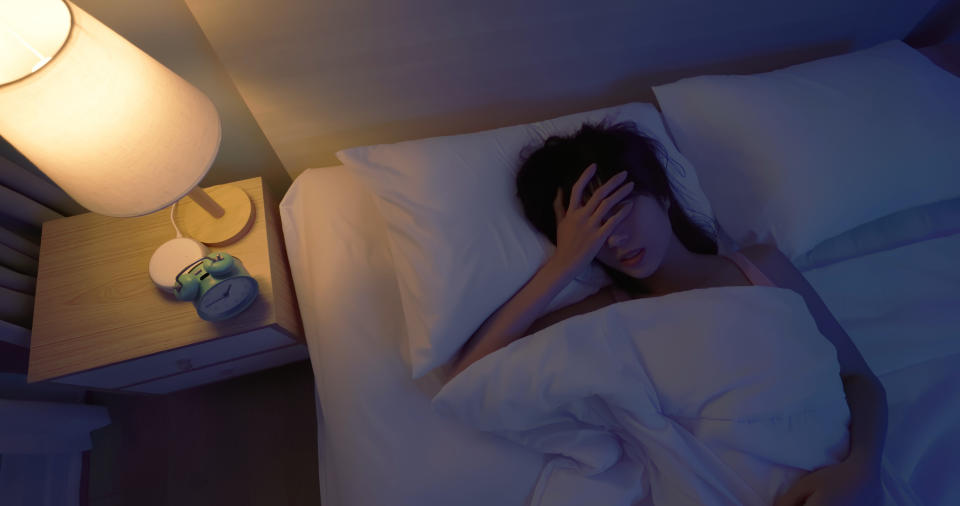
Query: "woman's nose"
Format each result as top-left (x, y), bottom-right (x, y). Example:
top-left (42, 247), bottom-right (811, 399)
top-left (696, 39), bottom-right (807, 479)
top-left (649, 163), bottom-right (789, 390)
top-left (607, 233), bottom-right (627, 248)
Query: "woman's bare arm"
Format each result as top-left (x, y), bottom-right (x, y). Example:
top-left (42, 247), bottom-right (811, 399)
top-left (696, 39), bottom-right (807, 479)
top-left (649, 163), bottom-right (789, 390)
top-left (743, 244), bottom-right (887, 469)
top-left (447, 259), bottom-right (616, 382)
top-left (525, 294), bottom-right (607, 336)
top-left (448, 163), bottom-right (634, 382)
top-left (447, 259), bottom-right (577, 381)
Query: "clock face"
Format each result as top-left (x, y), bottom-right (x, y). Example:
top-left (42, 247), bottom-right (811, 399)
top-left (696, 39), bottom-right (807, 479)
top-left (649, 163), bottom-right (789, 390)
top-left (196, 276), bottom-right (259, 321)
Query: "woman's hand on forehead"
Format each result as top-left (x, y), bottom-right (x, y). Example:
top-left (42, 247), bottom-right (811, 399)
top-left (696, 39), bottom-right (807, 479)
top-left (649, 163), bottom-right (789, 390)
top-left (549, 163), bottom-right (635, 275)
top-left (583, 165), bottom-right (617, 200)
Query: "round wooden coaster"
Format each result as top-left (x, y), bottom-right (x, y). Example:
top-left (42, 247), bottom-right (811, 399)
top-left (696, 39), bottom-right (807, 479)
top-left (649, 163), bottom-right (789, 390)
top-left (176, 184), bottom-right (254, 246)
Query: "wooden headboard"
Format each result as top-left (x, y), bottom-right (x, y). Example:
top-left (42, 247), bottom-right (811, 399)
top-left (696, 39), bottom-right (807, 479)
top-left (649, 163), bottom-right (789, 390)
top-left (182, 0), bottom-right (945, 180)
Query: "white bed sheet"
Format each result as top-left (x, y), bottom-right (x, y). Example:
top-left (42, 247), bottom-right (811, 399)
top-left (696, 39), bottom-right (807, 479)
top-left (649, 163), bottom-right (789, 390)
top-left (280, 165), bottom-right (960, 506)
top-left (802, 231), bottom-right (960, 506)
top-left (280, 166), bottom-right (543, 506)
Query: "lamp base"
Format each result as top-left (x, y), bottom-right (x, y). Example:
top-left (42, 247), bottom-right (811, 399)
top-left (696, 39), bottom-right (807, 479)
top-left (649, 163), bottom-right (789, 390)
top-left (176, 184), bottom-right (254, 246)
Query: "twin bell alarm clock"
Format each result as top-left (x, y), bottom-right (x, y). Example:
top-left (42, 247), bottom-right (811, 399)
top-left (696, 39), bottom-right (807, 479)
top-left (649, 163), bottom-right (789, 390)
top-left (172, 251), bottom-right (259, 322)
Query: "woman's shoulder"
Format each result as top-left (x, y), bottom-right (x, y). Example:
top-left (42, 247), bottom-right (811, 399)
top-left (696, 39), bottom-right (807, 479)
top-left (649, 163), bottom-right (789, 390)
top-left (735, 244), bottom-right (789, 270)
top-left (733, 244), bottom-right (793, 288)
top-left (735, 243), bottom-right (779, 262)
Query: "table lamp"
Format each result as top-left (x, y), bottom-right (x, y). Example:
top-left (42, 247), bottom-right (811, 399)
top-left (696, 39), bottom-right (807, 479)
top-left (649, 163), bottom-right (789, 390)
top-left (0, 0), bottom-right (253, 248)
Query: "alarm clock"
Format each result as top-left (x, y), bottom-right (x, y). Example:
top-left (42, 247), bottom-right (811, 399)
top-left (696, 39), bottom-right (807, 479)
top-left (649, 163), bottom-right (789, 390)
top-left (173, 252), bottom-right (259, 322)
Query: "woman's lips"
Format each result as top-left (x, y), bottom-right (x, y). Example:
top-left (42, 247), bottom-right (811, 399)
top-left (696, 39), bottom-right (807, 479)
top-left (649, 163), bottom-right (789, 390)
top-left (620, 248), bottom-right (645, 266)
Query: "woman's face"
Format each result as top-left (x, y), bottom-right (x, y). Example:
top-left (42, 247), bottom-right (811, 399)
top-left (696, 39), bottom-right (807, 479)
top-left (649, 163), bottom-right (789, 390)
top-left (594, 192), bottom-right (673, 278)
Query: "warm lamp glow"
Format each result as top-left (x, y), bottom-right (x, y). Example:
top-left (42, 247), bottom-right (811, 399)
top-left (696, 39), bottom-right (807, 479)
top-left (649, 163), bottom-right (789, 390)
top-left (0, 0), bottom-right (220, 217)
top-left (0, 0), bottom-right (69, 83)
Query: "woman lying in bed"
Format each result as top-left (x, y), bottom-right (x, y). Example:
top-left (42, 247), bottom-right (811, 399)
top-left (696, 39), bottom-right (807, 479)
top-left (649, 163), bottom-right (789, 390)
top-left (448, 121), bottom-right (888, 506)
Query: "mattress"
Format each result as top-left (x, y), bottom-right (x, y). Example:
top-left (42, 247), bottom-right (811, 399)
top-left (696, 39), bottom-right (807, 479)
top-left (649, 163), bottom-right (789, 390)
top-left (279, 165), bottom-right (959, 505)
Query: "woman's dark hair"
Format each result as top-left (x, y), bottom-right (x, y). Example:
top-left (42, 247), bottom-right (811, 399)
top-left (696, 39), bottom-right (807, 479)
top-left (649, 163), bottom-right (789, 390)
top-left (515, 120), bottom-right (718, 295)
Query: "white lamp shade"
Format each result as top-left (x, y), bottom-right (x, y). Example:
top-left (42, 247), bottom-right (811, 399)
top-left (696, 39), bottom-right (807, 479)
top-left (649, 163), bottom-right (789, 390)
top-left (0, 0), bottom-right (220, 217)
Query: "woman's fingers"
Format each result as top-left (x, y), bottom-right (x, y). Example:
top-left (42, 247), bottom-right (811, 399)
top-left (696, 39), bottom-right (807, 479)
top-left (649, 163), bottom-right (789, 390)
top-left (599, 199), bottom-right (633, 234)
top-left (585, 170), bottom-right (629, 213)
top-left (568, 163), bottom-right (597, 211)
top-left (592, 180), bottom-right (635, 225)
top-left (552, 165), bottom-right (635, 272)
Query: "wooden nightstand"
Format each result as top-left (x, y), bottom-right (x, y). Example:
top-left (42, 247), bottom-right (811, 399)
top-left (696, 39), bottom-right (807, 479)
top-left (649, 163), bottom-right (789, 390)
top-left (28, 177), bottom-right (306, 394)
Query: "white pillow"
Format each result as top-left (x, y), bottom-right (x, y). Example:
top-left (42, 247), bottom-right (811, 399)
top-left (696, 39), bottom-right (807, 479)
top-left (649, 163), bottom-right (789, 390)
top-left (338, 103), bottom-right (714, 378)
top-left (653, 40), bottom-right (960, 259)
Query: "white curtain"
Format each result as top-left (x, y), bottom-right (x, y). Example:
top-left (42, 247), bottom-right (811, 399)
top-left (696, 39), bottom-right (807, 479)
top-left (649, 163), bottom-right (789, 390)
top-left (0, 139), bottom-right (103, 506)
top-left (0, 399), bottom-right (111, 506)
top-left (0, 137), bottom-right (83, 367)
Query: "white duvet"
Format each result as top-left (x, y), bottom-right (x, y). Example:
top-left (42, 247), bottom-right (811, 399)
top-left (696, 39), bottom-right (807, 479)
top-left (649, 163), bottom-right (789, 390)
top-left (434, 286), bottom-right (852, 506)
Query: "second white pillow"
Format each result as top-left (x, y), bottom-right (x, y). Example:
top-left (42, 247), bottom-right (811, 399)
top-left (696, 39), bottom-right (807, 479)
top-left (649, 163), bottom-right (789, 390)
top-left (653, 40), bottom-right (960, 259)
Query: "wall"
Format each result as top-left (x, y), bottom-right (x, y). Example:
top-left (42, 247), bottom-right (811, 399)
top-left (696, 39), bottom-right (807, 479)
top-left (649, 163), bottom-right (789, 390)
top-left (1, 0), bottom-right (292, 205)
top-left (184, 0), bottom-right (940, 181)
top-left (5, 1), bottom-right (949, 191)
top-left (907, 0), bottom-right (960, 45)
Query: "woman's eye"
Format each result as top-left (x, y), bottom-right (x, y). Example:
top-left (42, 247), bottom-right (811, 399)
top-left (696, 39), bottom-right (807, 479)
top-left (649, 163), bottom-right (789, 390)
top-left (602, 202), bottom-right (630, 223)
